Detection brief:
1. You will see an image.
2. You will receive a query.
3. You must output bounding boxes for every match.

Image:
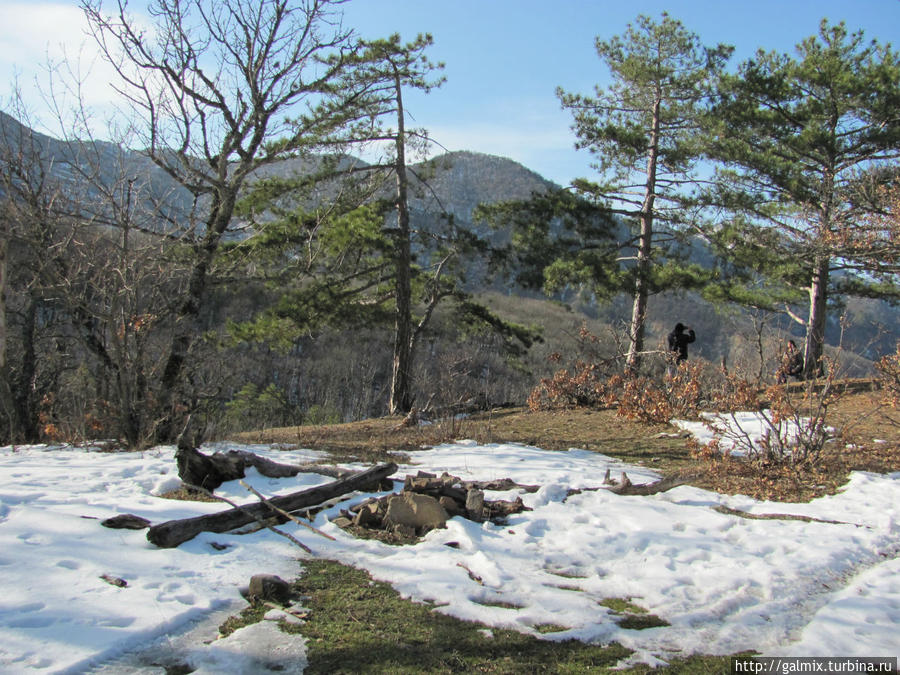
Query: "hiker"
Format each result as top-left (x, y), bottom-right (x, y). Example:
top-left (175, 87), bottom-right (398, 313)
top-left (776, 339), bottom-right (804, 384)
top-left (667, 323), bottom-right (696, 364)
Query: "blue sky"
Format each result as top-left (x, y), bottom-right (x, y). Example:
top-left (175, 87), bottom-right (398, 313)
top-left (2, 0), bottom-right (899, 186)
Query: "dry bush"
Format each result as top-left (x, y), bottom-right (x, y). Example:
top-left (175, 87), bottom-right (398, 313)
top-left (527, 361), bottom-right (616, 411)
top-left (527, 356), bottom-right (705, 424)
top-left (877, 342), bottom-right (900, 420)
top-left (616, 360), bottom-right (705, 424)
top-left (694, 361), bottom-right (841, 468)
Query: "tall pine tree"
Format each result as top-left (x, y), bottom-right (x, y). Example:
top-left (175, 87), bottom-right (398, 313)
top-left (707, 20), bottom-right (900, 377)
top-left (557, 13), bottom-right (732, 372)
top-left (351, 34), bottom-right (445, 414)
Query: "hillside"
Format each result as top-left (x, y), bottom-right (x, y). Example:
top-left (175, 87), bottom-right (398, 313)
top-left (2, 109), bottom-right (896, 420)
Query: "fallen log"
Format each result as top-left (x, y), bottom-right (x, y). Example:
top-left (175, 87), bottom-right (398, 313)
top-left (565, 473), bottom-right (694, 500)
top-left (712, 505), bottom-right (853, 525)
top-left (403, 471), bottom-right (540, 499)
top-left (147, 462), bottom-right (397, 548)
top-left (606, 474), bottom-right (693, 496)
top-left (175, 444), bottom-right (352, 491)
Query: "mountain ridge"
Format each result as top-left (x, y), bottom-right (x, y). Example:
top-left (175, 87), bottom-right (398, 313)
top-left (1, 110), bottom-right (895, 375)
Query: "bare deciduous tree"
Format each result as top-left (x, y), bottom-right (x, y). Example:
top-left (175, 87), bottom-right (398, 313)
top-left (80, 0), bottom-right (364, 441)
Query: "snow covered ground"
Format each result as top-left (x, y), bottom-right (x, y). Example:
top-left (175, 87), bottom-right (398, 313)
top-left (1, 414), bottom-right (898, 673)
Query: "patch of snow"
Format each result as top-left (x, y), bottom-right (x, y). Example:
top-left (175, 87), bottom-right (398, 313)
top-left (1, 422), bottom-right (898, 671)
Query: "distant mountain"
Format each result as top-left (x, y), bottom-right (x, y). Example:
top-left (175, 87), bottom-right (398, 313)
top-left (411, 150), bottom-right (555, 215)
top-left (0, 111), bottom-right (201, 235)
top-left (1, 110), bottom-right (895, 374)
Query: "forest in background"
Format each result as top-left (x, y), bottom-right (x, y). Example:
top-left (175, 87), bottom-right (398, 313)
top-left (1, 1), bottom-right (898, 449)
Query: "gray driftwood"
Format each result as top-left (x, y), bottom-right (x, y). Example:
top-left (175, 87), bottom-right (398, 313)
top-left (175, 444), bottom-right (352, 491)
top-left (147, 462), bottom-right (397, 548)
top-left (605, 474), bottom-right (692, 496)
top-left (566, 473), bottom-right (694, 499)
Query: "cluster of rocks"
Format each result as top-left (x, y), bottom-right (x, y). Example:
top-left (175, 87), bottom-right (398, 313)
top-left (332, 471), bottom-right (533, 539)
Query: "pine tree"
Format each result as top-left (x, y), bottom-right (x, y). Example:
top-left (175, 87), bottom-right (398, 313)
top-left (227, 34), bottom-right (537, 417)
top-left (350, 34), bottom-right (445, 415)
top-left (707, 20), bottom-right (900, 378)
top-left (556, 13), bottom-right (732, 372)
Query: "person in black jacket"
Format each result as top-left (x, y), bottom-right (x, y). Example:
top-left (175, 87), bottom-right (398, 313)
top-left (667, 323), bottom-right (696, 364)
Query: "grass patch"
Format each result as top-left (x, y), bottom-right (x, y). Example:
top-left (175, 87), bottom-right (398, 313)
top-left (218, 602), bottom-right (269, 638)
top-left (600, 598), bottom-right (670, 631)
top-left (158, 486), bottom-right (220, 502)
top-left (616, 614), bottom-right (671, 630)
top-left (294, 558), bottom-right (632, 674)
top-left (544, 568), bottom-right (590, 579)
top-left (600, 598), bottom-right (649, 615)
top-left (547, 583), bottom-right (584, 592)
top-left (469, 596), bottom-right (527, 610)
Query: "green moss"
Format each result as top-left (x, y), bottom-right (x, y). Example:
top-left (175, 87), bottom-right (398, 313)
top-left (600, 597), bottom-right (650, 615)
top-left (600, 597), bottom-right (671, 630)
top-left (295, 559), bottom-right (631, 674)
top-left (218, 602), bottom-right (269, 637)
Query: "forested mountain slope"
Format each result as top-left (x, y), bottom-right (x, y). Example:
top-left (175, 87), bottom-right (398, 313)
top-left (1, 110), bottom-right (891, 429)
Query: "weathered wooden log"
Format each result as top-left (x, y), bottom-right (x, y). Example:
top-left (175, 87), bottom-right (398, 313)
top-left (175, 444), bottom-right (352, 491)
top-left (147, 462), bottom-right (398, 548)
top-left (566, 473), bottom-right (695, 500)
top-left (474, 478), bottom-right (539, 493)
top-left (176, 445), bottom-right (242, 491)
top-left (606, 474), bottom-right (691, 496)
top-left (402, 472), bottom-right (540, 502)
top-left (485, 495), bottom-right (529, 520)
top-left (712, 505), bottom-right (851, 525)
top-left (232, 450), bottom-right (354, 480)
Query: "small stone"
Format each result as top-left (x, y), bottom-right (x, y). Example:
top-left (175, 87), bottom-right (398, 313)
top-left (247, 574), bottom-right (292, 605)
top-left (264, 608), bottom-right (287, 621)
top-left (100, 574), bottom-right (128, 588)
top-left (465, 489), bottom-right (485, 520)
top-left (101, 514), bottom-right (151, 530)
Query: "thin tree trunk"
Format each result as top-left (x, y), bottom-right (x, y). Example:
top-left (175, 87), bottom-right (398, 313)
top-left (626, 222), bottom-right (653, 373)
top-left (157, 192), bottom-right (237, 442)
top-left (625, 95), bottom-right (661, 374)
top-left (804, 255), bottom-right (829, 379)
top-left (0, 234), bottom-right (11, 441)
top-left (390, 68), bottom-right (413, 415)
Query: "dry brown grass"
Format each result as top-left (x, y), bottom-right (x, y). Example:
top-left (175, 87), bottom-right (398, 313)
top-left (231, 384), bottom-right (900, 503)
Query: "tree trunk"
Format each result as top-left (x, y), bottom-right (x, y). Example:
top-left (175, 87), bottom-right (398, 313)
top-left (175, 444), bottom-right (354, 491)
top-left (390, 68), bottom-right (413, 415)
top-left (625, 95), bottom-right (661, 374)
top-left (157, 191), bottom-right (237, 442)
top-left (13, 295), bottom-right (40, 442)
top-left (804, 256), bottom-right (829, 379)
top-left (147, 461), bottom-right (398, 548)
top-left (626, 229), bottom-right (652, 373)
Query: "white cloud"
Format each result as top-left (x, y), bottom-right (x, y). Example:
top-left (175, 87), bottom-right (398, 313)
top-left (0, 2), bottom-right (130, 129)
top-left (0, 2), bottom-right (87, 63)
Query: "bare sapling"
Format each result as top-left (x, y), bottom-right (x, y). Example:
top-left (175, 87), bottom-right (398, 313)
top-left (698, 358), bottom-right (842, 468)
